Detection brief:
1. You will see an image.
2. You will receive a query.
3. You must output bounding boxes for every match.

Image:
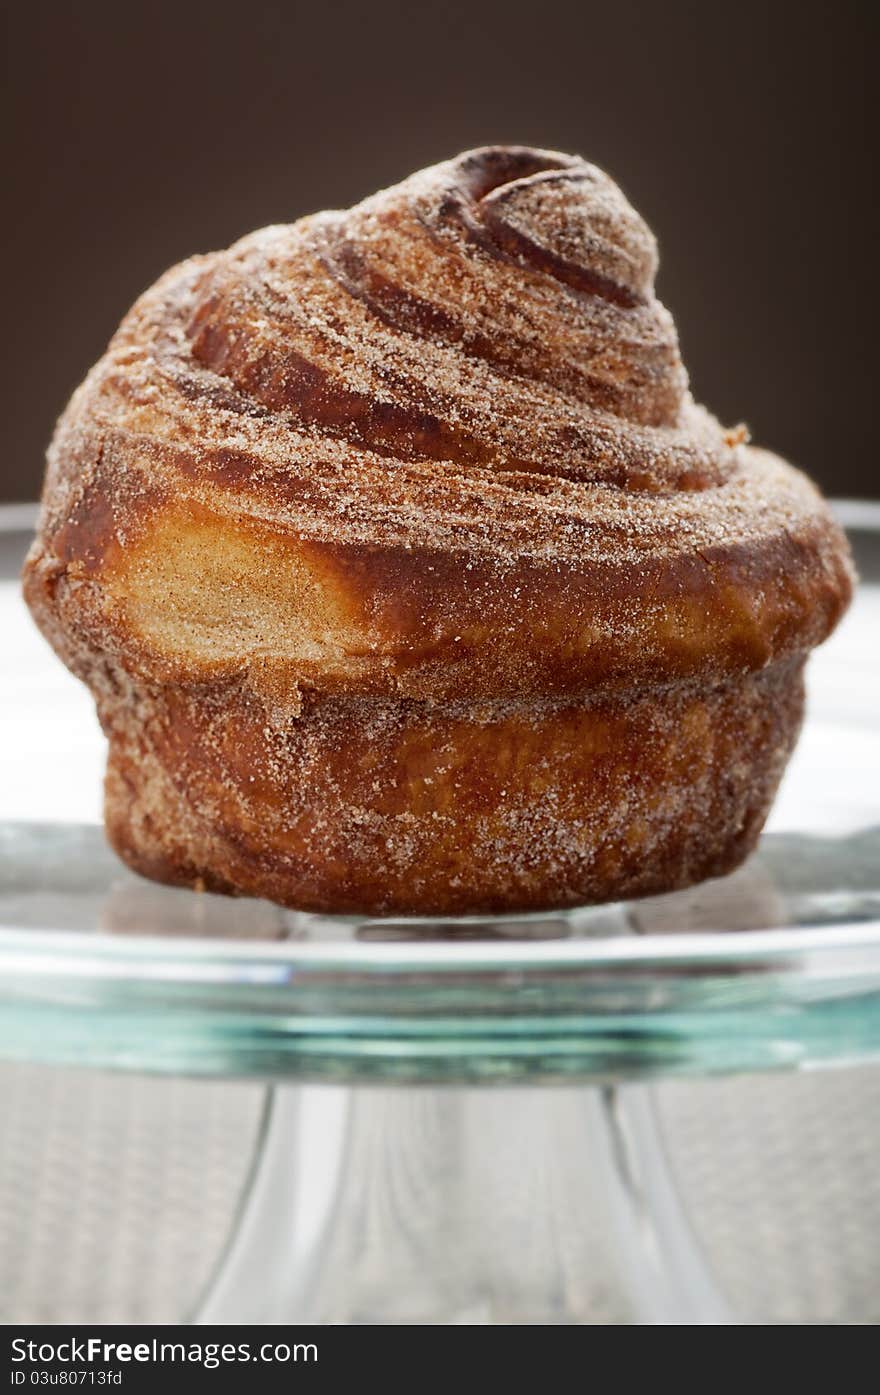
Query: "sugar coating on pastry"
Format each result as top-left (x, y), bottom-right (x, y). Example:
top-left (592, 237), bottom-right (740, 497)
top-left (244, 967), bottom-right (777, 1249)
top-left (24, 146), bottom-right (853, 914)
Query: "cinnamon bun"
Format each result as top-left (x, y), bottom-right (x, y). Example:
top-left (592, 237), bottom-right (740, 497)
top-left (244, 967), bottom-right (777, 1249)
top-left (23, 146), bottom-right (854, 914)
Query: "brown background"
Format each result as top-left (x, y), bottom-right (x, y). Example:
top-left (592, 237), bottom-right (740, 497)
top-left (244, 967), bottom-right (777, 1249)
top-left (4, 0), bottom-right (877, 502)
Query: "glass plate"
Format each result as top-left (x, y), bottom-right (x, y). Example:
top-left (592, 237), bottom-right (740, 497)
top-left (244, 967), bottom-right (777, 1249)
top-left (2, 505), bottom-right (879, 1083)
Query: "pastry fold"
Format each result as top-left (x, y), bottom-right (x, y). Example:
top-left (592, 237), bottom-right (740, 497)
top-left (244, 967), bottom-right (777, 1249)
top-left (24, 147), bottom-right (853, 913)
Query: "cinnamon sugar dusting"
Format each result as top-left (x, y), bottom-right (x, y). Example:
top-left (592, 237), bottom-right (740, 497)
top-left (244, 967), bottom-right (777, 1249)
top-left (22, 146), bottom-right (854, 915)
top-left (35, 147), bottom-right (847, 574)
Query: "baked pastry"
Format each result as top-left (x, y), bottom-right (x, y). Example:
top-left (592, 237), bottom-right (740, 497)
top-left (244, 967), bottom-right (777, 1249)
top-left (23, 146), bottom-right (853, 915)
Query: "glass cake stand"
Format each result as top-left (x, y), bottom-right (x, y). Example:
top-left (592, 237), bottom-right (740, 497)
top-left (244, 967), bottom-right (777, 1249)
top-left (1, 504), bottom-right (879, 1325)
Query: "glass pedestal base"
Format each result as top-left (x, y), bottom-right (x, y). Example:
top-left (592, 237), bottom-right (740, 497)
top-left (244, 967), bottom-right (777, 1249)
top-left (196, 1083), bottom-right (732, 1325)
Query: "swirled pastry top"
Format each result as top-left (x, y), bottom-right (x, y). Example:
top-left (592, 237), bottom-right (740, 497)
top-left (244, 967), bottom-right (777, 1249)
top-left (32, 146), bottom-right (853, 702)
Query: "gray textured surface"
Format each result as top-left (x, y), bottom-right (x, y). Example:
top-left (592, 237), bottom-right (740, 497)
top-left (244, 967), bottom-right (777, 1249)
top-left (660, 1070), bottom-right (880, 1324)
top-left (0, 1062), bottom-right (877, 1325)
top-left (0, 1065), bottom-right (262, 1324)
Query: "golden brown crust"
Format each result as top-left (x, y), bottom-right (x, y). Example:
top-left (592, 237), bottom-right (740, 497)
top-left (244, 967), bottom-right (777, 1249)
top-left (23, 146), bottom-right (854, 915)
top-left (96, 657), bottom-right (805, 916)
